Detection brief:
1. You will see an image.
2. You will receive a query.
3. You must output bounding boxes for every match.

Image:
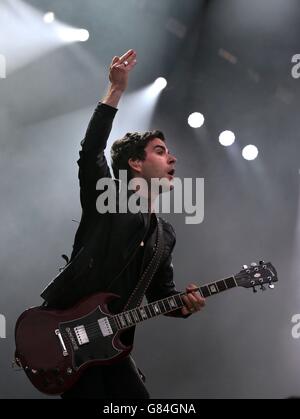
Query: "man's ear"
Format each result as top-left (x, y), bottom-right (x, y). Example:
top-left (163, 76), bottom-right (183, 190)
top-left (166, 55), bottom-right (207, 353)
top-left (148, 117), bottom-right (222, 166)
top-left (128, 158), bottom-right (142, 174)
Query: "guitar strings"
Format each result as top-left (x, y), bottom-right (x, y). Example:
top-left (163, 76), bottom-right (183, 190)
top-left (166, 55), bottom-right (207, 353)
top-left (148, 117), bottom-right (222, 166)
top-left (72, 296), bottom-right (186, 338)
top-left (66, 295), bottom-right (186, 343)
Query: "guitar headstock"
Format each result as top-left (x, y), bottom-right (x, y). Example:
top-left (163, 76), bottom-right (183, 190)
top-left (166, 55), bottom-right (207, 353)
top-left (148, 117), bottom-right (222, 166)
top-left (235, 261), bottom-right (278, 292)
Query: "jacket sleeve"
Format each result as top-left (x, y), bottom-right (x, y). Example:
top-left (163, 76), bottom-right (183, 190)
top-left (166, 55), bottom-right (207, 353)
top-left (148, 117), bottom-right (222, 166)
top-left (77, 102), bottom-right (118, 215)
top-left (145, 251), bottom-right (191, 319)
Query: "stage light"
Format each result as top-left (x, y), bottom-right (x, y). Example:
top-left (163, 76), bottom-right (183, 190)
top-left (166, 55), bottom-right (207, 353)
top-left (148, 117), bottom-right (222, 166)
top-left (77, 29), bottom-right (90, 42)
top-left (188, 112), bottom-right (204, 128)
top-left (146, 77), bottom-right (167, 98)
top-left (219, 130), bottom-right (235, 146)
top-left (56, 28), bottom-right (90, 42)
top-left (43, 12), bottom-right (55, 23)
top-left (153, 77), bottom-right (167, 91)
top-left (242, 145), bottom-right (259, 161)
top-left (0, 0), bottom-right (91, 75)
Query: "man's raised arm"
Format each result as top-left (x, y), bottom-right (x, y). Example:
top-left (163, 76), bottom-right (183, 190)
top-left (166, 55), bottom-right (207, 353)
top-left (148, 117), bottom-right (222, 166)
top-left (78, 50), bottom-right (137, 214)
top-left (80, 49), bottom-right (137, 153)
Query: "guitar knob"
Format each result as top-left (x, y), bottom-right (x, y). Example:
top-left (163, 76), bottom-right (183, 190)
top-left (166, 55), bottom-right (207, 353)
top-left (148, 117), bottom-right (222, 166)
top-left (56, 377), bottom-right (65, 386)
top-left (268, 284), bottom-right (275, 289)
top-left (251, 262), bottom-right (257, 267)
top-left (259, 260), bottom-right (265, 265)
top-left (52, 368), bottom-right (60, 375)
top-left (242, 265), bottom-right (248, 270)
top-left (43, 377), bottom-right (51, 388)
top-left (252, 286), bottom-right (257, 293)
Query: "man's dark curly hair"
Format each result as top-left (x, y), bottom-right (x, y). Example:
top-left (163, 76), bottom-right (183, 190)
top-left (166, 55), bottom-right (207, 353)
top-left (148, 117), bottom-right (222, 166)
top-left (111, 130), bottom-right (165, 180)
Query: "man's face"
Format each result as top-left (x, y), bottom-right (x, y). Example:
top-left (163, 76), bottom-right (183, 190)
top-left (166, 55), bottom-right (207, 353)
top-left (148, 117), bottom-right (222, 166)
top-left (130, 138), bottom-right (177, 191)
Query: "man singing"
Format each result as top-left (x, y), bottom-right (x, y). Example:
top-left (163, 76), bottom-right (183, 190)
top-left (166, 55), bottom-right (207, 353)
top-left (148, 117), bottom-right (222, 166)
top-left (41, 49), bottom-right (205, 399)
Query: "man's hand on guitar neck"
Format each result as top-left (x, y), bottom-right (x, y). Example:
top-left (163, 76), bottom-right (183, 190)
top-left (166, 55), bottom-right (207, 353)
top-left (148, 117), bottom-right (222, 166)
top-left (102, 49), bottom-right (137, 108)
top-left (181, 284), bottom-right (205, 316)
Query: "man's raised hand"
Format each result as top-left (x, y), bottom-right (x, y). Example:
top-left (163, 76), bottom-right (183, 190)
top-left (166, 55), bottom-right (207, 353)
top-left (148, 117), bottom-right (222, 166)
top-left (109, 49), bottom-right (137, 92)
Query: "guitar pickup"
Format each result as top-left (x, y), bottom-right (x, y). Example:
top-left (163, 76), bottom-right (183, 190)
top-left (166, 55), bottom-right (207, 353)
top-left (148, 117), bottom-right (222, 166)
top-left (98, 317), bottom-right (113, 337)
top-left (74, 325), bottom-right (89, 346)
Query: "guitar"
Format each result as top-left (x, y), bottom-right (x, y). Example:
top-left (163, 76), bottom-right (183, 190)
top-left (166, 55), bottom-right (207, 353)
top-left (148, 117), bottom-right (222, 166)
top-left (14, 261), bottom-right (278, 395)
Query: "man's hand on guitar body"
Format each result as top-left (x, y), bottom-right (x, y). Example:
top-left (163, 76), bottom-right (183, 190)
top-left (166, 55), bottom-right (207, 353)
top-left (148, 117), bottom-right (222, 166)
top-left (181, 284), bottom-right (206, 316)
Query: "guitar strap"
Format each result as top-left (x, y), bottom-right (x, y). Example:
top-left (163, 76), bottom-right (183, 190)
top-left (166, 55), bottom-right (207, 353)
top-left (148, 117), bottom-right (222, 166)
top-left (123, 214), bottom-right (165, 311)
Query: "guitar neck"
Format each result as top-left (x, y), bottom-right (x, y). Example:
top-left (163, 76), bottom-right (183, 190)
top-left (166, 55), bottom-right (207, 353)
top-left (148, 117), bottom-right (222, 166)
top-left (113, 275), bottom-right (238, 330)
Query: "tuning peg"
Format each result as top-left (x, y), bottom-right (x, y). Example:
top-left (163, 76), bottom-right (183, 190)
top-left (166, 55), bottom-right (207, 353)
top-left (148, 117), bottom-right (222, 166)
top-left (268, 284), bottom-right (275, 289)
top-left (242, 265), bottom-right (248, 270)
top-left (251, 262), bottom-right (257, 267)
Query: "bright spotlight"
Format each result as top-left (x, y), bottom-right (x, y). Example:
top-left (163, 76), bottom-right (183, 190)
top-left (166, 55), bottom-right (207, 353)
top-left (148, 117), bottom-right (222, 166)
top-left (146, 78), bottom-right (167, 98)
top-left (154, 77), bottom-right (167, 91)
top-left (242, 145), bottom-right (259, 161)
top-left (77, 29), bottom-right (90, 42)
top-left (219, 130), bottom-right (235, 146)
top-left (188, 112), bottom-right (204, 128)
top-left (43, 12), bottom-right (55, 23)
top-left (56, 28), bottom-right (89, 42)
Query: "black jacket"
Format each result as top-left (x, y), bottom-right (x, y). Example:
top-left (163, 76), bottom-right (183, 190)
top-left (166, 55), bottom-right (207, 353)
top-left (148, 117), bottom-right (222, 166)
top-left (41, 103), bottom-right (186, 319)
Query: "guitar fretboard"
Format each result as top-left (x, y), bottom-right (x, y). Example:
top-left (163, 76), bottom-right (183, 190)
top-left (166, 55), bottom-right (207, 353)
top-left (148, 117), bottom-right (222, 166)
top-left (113, 276), bottom-right (237, 330)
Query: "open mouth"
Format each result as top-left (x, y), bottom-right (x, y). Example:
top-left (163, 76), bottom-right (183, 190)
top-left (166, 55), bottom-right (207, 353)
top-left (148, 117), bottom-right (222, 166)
top-left (167, 169), bottom-right (175, 176)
